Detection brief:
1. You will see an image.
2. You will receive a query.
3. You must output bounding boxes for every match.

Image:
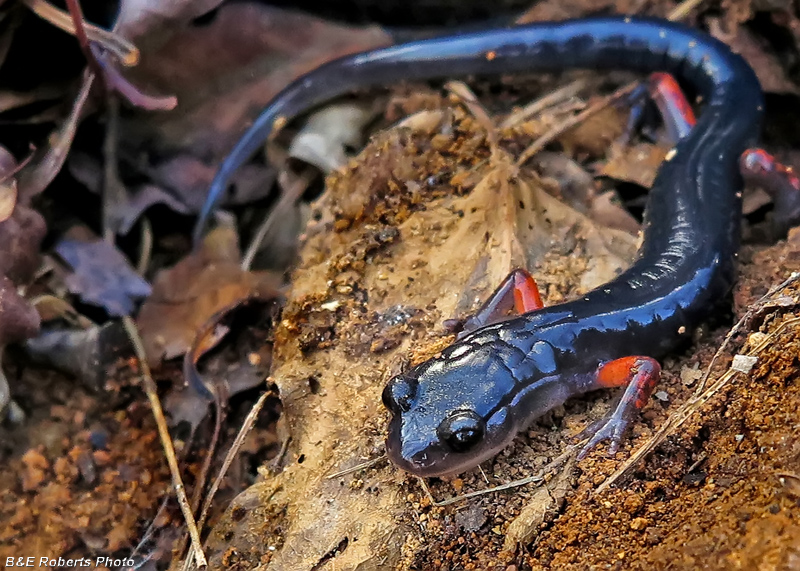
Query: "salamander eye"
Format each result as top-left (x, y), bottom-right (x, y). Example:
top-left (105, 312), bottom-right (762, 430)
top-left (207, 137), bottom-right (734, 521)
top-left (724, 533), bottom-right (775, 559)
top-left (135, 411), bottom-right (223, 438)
top-left (382, 375), bottom-right (417, 413)
top-left (437, 410), bottom-right (485, 452)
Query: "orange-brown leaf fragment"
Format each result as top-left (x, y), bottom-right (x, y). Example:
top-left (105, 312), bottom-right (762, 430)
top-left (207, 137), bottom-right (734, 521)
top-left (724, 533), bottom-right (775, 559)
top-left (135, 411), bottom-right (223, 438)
top-left (599, 142), bottom-right (669, 189)
top-left (137, 226), bottom-right (281, 365)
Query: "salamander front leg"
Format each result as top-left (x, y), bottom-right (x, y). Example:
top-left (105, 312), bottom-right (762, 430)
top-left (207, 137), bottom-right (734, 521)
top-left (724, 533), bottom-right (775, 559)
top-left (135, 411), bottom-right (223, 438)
top-left (456, 268), bottom-right (544, 339)
top-left (577, 356), bottom-right (661, 459)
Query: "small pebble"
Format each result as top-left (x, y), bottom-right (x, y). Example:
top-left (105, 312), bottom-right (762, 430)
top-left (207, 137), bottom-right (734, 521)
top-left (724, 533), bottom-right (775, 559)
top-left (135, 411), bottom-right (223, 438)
top-left (732, 354), bottom-right (758, 373)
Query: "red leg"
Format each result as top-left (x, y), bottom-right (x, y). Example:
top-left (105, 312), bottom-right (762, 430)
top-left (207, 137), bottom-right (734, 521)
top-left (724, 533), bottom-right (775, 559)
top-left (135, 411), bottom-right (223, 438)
top-left (620, 72), bottom-right (695, 146)
top-left (646, 72), bottom-right (695, 143)
top-left (642, 73), bottom-right (800, 235)
top-left (740, 148), bottom-right (800, 236)
top-left (577, 356), bottom-right (661, 459)
top-left (457, 268), bottom-right (543, 338)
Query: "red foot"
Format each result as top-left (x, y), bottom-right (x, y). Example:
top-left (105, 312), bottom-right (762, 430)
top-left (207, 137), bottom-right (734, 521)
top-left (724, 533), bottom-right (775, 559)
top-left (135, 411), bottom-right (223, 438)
top-left (578, 355), bottom-right (661, 459)
top-left (740, 148), bottom-right (800, 193)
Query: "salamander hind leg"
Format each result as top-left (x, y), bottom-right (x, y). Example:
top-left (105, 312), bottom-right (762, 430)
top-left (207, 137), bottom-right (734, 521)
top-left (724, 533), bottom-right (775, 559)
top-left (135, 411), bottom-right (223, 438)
top-left (646, 73), bottom-right (800, 235)
top-left (619, 72), bottom-right (695, 146)
top-left (577, 356), bottom-right (661, 460)
top-left (739, 149), bottom-right (800, 237)
top-left (455, 268), bottom-right (544, 339)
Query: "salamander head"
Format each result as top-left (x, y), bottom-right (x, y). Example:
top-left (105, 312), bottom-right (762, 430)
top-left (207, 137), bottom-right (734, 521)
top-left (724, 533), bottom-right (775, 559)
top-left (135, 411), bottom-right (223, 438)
top-left (381, 344), bottom-right (521, 477)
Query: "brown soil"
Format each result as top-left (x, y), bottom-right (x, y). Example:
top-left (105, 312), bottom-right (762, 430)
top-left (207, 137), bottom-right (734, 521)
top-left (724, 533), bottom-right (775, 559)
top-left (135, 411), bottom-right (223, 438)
top-left (2, 23), bottom-right (800, 571)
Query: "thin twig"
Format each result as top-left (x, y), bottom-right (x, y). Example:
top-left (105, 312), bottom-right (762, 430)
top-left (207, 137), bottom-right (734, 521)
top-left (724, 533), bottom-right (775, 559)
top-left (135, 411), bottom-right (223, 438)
top-left (416, 476), bottom-right (436, 506)
top-left (431, 445), bottom-right (577, 507)
top-left (511, 0), bottom-right (703, 167)
top-left (326, 454), bottom-right (388, 479)
top-left (697, 271), bottom-right (800, 391)
top-left (91, 44), bottom-right (178, 111)
top-left (183, 389), bottom-right (274, 570)
top-left (136, 217), bottom-right (153, 276)
top-left (127, 494), bottom-right (172, 567)
top-left (241, 168), bottom-right (315, 271)
top-left (436, 475), bottom-right (543, 507)
top-left (500, 78), bottom-right (587, 129)
top-left (0, 147), bottom-right (35, 186)
top-left (177, 388), bottom-right (226, 564)
top-left (64, 0), bottom-right (104, 79)
top-left (18, 71), bottom-right (94, 201)
top-left (668, 0), bottom-right (707, 21)
top-left (190, 389), bottom-right (226, 515)
top-left (121, 316), bottom-right (207, 568)
top-left (269, 432), bottom-right (291, 470)
top-left (22, 0), bottom-right (139, 65)
top-left (515, 82), bottom-right (638, 167)
top-left (445, 80), bottom-right (499, 152)
top-left (102, 94), bottom-right (127, 241)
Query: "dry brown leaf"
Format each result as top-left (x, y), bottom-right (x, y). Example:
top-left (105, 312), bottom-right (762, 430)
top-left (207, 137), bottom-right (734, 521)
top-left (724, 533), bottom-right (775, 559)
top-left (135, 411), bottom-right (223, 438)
top-left (516, 0), bottom-right (618, 23)
top-left (115, 3), bottom-right (391, 215)
top-left (183, 296), bottom-right (278, 400)
top-left (557, 103), bottom-right (626, 158)
top-left (708, 16), bottom-right (799, 94)
top-left (589, 190), bottom-right (641, 236)
top-left (532, 151), bottom-right (594, 213)
top-left (136, 226), bottom-right (281, 366)
top-left (503, 456), bottom-right (576, 550)
top-left (599, 141), bottom-right (670, 189)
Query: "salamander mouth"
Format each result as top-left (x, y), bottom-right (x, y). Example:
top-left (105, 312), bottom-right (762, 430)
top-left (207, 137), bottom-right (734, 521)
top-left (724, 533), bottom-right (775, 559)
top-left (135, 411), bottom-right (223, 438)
top-left (385, 445), bottom-right (461, 478)
top-left (385, 413), bottom-right (516, 478)
top-left (385, 415), bottom-right (454, 477)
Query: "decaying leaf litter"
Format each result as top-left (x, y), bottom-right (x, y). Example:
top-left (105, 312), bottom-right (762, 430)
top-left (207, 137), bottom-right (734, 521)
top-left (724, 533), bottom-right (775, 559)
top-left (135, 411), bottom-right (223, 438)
top-left (0, 0), bottom-right (799, 569)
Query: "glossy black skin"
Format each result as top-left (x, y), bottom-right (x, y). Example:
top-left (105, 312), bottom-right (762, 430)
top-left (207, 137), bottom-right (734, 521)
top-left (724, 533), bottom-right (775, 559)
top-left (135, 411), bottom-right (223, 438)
top-left (198, 18), bottom-right (763, 477)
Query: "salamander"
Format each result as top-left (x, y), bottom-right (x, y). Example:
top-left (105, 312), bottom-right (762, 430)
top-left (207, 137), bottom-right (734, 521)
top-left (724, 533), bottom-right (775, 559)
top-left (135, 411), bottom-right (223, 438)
top-left (196, 17), bottom-right (765, 477)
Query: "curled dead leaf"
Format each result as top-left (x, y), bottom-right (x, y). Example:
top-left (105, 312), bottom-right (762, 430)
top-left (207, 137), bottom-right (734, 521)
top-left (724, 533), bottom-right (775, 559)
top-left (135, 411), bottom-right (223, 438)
top-left (118, 3), bottom-right (391, 207)
top-left (289, 103), bottom-right (376, 174)
top-left (184, 296), bottom-right (279, 401)
top-left (55, 237), bottom-right (152, 317)
top-left (137, 225), bottom-right (281, 366)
